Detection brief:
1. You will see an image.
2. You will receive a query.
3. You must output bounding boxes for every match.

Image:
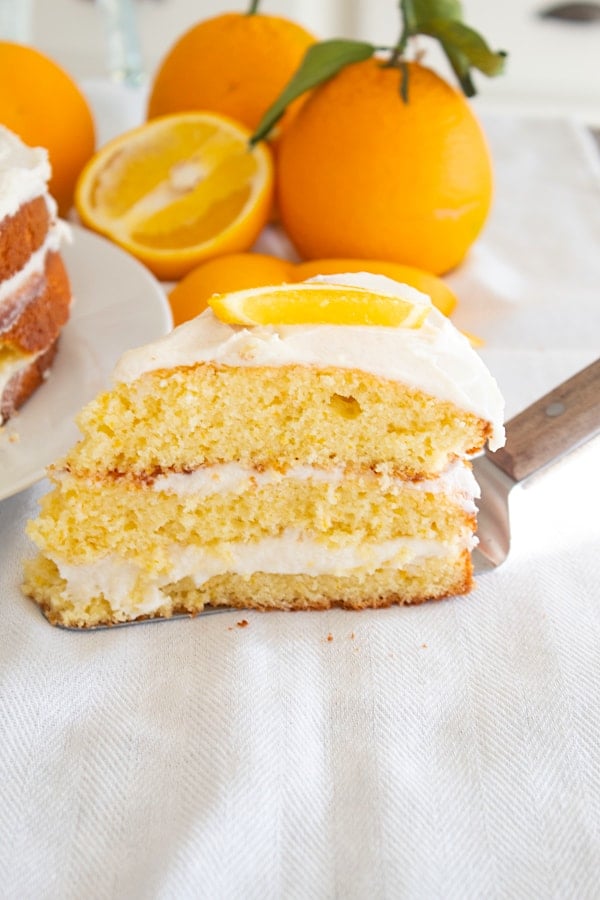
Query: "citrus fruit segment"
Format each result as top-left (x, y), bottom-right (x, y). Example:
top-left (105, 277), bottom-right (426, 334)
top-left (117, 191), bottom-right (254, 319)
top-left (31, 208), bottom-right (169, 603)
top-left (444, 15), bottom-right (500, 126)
top-left (208, 283), bottom-right (431, 328)
top-left (169, 253), bottom-right (294, 326)
top-left (293, 258), bottom-right (458, 316)
top-left (75, 112), bottom-right (274, 280)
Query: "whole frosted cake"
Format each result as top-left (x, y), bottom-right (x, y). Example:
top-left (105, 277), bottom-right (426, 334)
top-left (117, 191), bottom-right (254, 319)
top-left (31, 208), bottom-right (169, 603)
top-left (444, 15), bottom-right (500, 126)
top-left (0, 125), bottom-right (72, 425)
top-left (23, 274), bottom-right (504, 627)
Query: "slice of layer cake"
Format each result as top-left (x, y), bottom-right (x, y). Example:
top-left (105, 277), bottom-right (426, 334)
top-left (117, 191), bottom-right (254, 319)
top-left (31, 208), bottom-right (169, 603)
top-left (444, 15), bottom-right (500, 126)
top-left (23, 274), bottom-right (504, 628)
top-left (0, 125), bottom-right (72, 425)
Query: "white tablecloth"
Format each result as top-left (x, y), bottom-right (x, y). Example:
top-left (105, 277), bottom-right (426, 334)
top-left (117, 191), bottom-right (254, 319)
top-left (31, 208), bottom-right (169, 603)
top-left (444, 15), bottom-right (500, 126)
top-left (1, 92), bottom-right (600, 898)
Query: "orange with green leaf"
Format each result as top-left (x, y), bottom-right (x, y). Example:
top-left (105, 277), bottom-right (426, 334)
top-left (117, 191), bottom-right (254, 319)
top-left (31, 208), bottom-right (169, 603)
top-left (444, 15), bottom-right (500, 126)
top-left (253, 0), bottom-right (506, 275)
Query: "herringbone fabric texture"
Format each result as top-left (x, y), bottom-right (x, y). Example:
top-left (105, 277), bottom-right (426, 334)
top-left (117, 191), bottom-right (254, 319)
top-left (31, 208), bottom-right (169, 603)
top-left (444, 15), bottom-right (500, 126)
top-left (1, 113), bottom-right (599, 898)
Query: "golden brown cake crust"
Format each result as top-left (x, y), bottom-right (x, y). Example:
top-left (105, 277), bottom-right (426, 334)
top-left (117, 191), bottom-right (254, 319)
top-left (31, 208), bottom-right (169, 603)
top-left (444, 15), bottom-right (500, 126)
top-left (0, 196), bottom-right (50, 281)
top-left (0, 251), bottom-right (71, 352)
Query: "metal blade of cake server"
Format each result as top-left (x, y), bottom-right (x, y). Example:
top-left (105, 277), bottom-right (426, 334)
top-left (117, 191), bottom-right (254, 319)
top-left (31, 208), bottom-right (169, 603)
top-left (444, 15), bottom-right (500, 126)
top-left (471, 453), bottom-right (516, 574)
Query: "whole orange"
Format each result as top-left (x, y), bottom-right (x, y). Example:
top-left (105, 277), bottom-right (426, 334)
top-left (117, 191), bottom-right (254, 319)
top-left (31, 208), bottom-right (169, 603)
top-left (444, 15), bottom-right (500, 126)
top-left (147, 12), bottom-right (315, 136)
top-left (0, 42), bottom-right (95, 216)
top-left (277, 59), bottom-right (493, 275)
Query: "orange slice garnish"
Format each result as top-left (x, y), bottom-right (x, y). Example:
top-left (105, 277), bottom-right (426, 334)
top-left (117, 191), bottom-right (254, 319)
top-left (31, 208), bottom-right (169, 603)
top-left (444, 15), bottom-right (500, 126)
top-left (208, 282), bottom-right (431, 328)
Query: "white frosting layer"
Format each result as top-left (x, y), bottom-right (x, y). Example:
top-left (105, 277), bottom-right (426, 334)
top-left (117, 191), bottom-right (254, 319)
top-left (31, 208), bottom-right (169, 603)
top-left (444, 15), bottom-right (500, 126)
top-left (114, 273), bottom-right (505, 449)
top-left (149, 459), bottom-right (479, 513)
top-left (52, 529), bottom-right (474, 617)
top-left (0, 125), bottom-right (53, 221)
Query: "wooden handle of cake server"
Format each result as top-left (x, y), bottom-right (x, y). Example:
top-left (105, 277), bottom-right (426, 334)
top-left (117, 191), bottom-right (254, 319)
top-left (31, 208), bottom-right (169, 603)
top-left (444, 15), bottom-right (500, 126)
top-left (487, 357), bottom-right (600, 483)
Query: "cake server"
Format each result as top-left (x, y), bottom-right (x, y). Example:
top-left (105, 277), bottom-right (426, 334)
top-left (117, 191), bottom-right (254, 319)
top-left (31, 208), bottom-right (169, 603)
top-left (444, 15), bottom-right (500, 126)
top-left (472, 356), bottom-right (600, 574)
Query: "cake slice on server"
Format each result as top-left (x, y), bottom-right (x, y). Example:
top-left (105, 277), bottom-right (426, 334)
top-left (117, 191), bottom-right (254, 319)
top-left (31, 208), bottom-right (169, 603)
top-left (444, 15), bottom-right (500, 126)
top-left (23, 274), bottom-right (505, 628)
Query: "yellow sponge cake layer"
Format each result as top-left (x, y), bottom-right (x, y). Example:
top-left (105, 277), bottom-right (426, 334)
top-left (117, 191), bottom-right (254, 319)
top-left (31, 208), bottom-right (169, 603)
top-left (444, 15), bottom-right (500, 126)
top-left (29, 462), bottom-right (476, 561)
top-left (25, 553), bottom-right (473, 629)
top-left (69, 364), bottom-right (492, 479)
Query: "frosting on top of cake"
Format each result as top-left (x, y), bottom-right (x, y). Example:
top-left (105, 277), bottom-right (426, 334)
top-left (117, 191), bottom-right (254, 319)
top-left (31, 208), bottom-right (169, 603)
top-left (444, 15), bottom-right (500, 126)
top-left (0, 125), bottom-right (53, 220)
top-left (114, 272), bottom-right (505, 449)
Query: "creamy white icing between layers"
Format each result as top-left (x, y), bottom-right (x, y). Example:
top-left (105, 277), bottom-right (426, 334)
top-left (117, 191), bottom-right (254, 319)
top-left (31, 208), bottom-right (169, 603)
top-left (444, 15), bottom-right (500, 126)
top-left (54, 458), bottom-right (479, 514)
top-left (114, 273), bottom-right (505, 449)
top-left (149, 459), bottom-right (480, 513)
top-left (50, 529), bottom-right (475, 617)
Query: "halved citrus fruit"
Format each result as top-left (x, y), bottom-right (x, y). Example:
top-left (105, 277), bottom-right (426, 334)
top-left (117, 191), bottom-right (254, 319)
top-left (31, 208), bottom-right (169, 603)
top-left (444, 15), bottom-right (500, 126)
top-left (208, 282), bottom-right (431, 328)
top-left (75, 112), bottom-right (274, 280)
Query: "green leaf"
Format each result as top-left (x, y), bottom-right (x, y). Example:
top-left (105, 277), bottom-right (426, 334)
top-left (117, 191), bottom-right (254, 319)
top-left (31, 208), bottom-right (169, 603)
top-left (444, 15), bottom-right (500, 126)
top-left (399, 0), bottom-right (419, 36)
top-left (250, 39), bottom-right (375, 145)
top-left (422, 18), bottom-right (507, 77)
top-left (439, 42), bottom-right (476, 97)
top-left (403, 0), bottom-right (464, 32)
top-left (398, 0), bottom-right (506, 97)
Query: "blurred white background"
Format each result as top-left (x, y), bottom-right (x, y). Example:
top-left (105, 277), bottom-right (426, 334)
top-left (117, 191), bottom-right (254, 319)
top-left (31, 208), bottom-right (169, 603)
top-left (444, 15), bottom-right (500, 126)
top-left (2, 0), bottom-right (600, 124)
